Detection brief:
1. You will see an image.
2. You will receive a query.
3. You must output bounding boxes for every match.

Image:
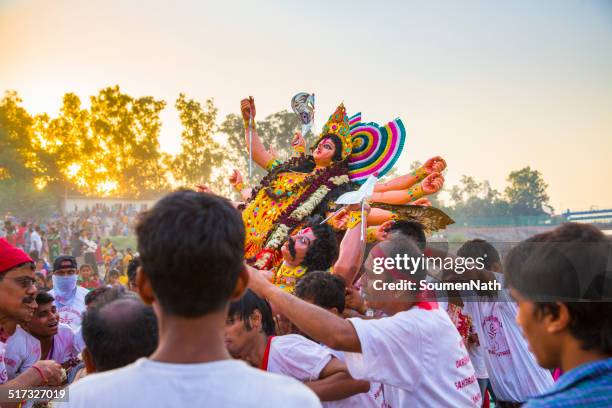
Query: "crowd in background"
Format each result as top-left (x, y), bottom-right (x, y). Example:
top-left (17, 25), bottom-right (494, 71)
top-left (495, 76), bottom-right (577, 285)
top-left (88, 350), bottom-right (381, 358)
top-left (0, 204), bottom-right (138, 292)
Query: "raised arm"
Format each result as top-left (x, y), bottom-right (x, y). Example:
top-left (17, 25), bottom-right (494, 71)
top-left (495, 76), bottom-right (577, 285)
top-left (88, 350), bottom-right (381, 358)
top-left (247, 264), bottom-right (362, 353)
top-left (240, 97), bottom-right (276, 170)
top-left (333, 205), bottom-right (369, 285)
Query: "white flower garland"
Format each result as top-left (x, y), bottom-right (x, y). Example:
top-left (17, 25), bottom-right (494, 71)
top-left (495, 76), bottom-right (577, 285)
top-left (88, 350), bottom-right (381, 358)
top-left (266, 224), bottom-right (290, 249)
top-left (263, 174), bottom-right (349, 250)
top-left (289, 185), bottom-right (330, 220)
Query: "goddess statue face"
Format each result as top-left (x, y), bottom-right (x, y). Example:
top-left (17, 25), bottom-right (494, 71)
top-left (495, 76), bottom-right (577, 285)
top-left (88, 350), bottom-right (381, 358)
top-left (313, 137), bottom-right (337, 167)
top-left (281, 227), bottom-right (316, 265)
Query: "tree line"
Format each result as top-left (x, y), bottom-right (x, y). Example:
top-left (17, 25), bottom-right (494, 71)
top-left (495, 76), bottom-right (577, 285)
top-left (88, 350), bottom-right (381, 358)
top-left (0, 86), bottom-right (552, 218)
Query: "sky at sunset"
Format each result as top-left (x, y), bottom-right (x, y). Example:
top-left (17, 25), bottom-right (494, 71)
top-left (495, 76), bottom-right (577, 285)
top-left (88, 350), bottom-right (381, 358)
top-left (1, 0), bottom-right (611, 212)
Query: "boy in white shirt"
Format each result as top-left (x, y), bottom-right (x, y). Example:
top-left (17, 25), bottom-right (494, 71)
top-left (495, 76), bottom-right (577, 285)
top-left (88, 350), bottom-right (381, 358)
top-left (225, 289), bottom-right (369, 403)
top-left (4, 321), bottom-right (41, 379)
top-left (25, 292), bottom-right (78, 365)
top-left (294, 271), bottom-right (386, 408)
top-left (48, 256), bottom-right (89, 331)
top-left (62, 191), bottom-right (320, 408)
top-left (248, 236), bottom-right (482, 407)
top-left (456, 239), bottom-right (554, 405)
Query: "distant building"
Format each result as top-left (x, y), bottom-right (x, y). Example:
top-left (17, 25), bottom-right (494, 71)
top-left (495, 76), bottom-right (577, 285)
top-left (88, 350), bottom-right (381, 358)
top-left (61, 195), bottom-right (162, 214)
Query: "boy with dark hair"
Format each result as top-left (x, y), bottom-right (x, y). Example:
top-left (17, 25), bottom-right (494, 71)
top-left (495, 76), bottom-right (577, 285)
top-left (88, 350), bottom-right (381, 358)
top-left (505, 223), bottom-right (612, 407)
top-left (25, 292), bottom-right (78, 365)
top-left (294, 271), bottom-right (346, 314)
top-left (49, 255), bottom-right (89, 331)
top-left (295, 272), bottom-right (385, 407)
top-left (64, 190), bottom-right (320, 407)
top-left (457, 239), bottom-right (554, 407)
top-left (225, 289), bottom-right (370, 404)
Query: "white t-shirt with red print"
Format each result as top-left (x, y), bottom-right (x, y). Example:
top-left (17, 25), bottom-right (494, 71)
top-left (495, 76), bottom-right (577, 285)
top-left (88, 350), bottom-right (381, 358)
top-left (462, 272), bottom-right (554, 402)
top-left (263, 334), bottom-right (383, 408)
top-left (49, 286), bottom-right (88, 331)
top-left (0, 338), bottom-right (7, 384)
top-left (344, 302), bottom-right (482, 408)
top-left (4, 326), bottom-right (41, 379)
top-left (48, 324), bottom-right (78, 364)
top-left (265, 334), bottom-right (332, 380)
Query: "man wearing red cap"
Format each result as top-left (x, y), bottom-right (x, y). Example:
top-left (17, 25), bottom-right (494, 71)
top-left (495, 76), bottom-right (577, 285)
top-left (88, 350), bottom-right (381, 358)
top-left (0, 238), bottom-right (63, 392)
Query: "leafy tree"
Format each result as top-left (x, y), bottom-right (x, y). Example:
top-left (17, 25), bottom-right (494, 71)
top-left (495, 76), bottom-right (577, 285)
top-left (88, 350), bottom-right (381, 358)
top-left (172, 93), bottom-right (227, 194)
top-left (89, 86), bottom-right (168, 197)
top-left (0, 91), bottom-right (37, 183)
top-left (0, 93), bottom-right (56, 217)
top-left (504, 166), bottom-right (552, 215)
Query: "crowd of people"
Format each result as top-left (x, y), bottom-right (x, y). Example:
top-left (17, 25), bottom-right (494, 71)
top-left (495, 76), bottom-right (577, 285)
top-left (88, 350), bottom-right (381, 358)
top-left (0, 190), bottom-right (610, 407)
top-left (0, 204), bottom-right (139, 295)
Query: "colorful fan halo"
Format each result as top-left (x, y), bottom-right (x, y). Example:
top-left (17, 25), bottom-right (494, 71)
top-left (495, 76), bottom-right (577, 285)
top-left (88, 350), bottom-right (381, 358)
top-left (348, 118), bottom-right (406, 184)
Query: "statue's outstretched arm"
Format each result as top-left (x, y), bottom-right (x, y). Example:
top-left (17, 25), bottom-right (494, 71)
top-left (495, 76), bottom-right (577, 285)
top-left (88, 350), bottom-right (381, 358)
top-left (371, 173), bottom-right (444, 205)
top-left (374, 156), bottom-right (447, 193)
top-left (240, 97), bottom-right (277, 170)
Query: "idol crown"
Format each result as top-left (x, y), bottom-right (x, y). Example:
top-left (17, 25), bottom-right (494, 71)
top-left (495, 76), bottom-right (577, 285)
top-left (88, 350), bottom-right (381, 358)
top-left (320, 103), bottom-right (352, 159)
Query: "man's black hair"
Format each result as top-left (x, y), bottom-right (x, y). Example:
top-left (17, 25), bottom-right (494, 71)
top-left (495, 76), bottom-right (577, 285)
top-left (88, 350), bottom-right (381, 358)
top-left (505, 223), bottom-right (612, 354)
top-left (457, 239), bottom-right (501, 270)
top-left (295, 271), bottom-right (346, 313)
top-left (127, 256), bottom-right (140, 284)
top-left (135, 190), bottom-right (245, 317)
top-left (82, 296), bottom-right (158, 372)
top-left (301, 215), bottom-right (339, 271)
top-left (85, 286), bottom-right (113, 307)
top-left (35, 291), bottom-right (55, 306)
top-left (388, 220), bottom-right (427, 251)
top-left (228, 289), bottom-right (275, 336)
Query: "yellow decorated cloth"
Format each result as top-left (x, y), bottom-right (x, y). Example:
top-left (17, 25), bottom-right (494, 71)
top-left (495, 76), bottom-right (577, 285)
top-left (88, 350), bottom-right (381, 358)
top-left (242, 171), bottom-right (310, 258)
top-left (272, 263), bottom-right (308, 293)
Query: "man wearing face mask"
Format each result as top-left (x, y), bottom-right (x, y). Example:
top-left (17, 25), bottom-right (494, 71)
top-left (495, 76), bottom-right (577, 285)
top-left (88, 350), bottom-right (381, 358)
top-left (48, 256), bottom-right (88, 331)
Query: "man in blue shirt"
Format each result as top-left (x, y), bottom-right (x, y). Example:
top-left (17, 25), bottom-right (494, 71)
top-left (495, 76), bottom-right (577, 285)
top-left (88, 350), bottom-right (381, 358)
top-left (505, 223), bottom-right (612, 407)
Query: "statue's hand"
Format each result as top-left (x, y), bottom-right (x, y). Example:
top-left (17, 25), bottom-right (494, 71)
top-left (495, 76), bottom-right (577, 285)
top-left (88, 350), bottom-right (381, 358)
top-left (421, 172), bottom-right (445, 195)
top-left (229, 169), bottom-right (244, 187)
top-left (412, 197), bottom-right (432, 206)
top-left (240, 96), bottom-right (256, 122)
top-left (375, 220), bottom-right (395, 241)
top-left (423, 156), bottom-right (447, 174)
top-left (291, 132), bottom-right (306, 152)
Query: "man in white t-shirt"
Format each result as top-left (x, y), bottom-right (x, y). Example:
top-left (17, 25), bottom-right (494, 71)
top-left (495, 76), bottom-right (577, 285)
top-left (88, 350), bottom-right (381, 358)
top-left (25, 292), bottom-right (78, 365)
top-left (5, 322), bottom-right (41, 379)
top-left (455, 239), bottom-right (554, 405)
top-left (248, 236), bottom-right (482, 407)
top-left (225, 289), bottom-right (370, 403)
top-left (0, 238), bottom-right (63, 391)
top-left (49, 256), bottom-right (89, 331)
top-left (61, 191), bottom-right (320, 407)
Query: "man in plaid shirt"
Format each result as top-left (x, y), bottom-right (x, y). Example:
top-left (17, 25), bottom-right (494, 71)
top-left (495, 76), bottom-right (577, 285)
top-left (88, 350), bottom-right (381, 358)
top-left (504, 223), bottom-right (612, 407)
